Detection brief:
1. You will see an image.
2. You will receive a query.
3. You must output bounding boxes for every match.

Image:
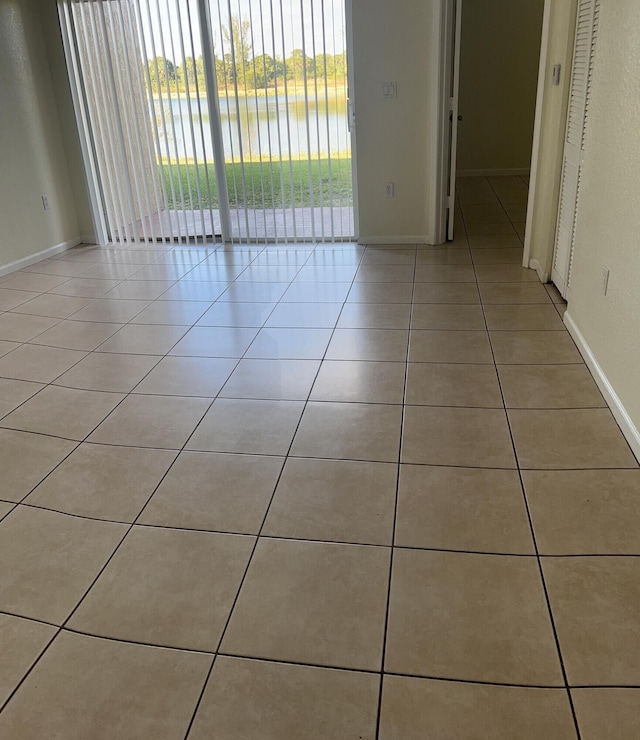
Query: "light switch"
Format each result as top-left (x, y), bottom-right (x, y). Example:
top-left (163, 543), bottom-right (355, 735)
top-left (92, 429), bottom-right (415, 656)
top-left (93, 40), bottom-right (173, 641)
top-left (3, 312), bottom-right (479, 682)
top-left (383, 82), bottom-right (397, 99)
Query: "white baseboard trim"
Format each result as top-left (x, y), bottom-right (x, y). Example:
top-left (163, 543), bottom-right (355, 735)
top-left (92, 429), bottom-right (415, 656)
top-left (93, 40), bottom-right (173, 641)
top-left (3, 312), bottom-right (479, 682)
top-left (528, 258), bottom-right (549, 283)
top-left (457, 168), bottom-right (531, 178)
top-left (0, 236), bottom-right (83, 278)
top-left (564, 311), bottom-right (640, 462)
top-left (79, 235), bottom-right (99, 246)
top-left (358, 235), bottom-right (430, 246)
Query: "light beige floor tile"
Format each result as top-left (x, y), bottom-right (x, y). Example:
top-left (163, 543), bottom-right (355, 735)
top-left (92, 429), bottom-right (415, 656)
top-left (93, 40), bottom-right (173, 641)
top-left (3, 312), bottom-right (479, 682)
top-left (296, 265), bottom-right (359, 282)
top-left (189, 656), bottom-right (379, 740)
top-left (263, 457), bottom-right (397, 545)
top-left (236, 265), bottom-right (301, 282)
top-left (412, 282), bottom-right (480, 304)
top-left (70, 299), bottom-right (150, 323)
top-left (411, 304), bottom-right (485, 330)
top-left (197, 301), bottom-right (275, 327)
top-left (415, 249), bottom-right (472, 265)
top-left (402, 406), bottom-right (516, 468)
top-left (471, 247), bottom-right (523, 265)
top-left (462, 203), bottom-right (509, 224)
top-left (0, 613), bottom-right (57, 706)
top-left (140, 451), bottom-right (283, 533)
top-left (0, 429), bottom-right (76, 503)
top-left (475, 264), bottom-right (539, 282)
top-left (54, 352), bottom-right (161, 392)
top-left (498, 364), bottom-right (605, 408)
top-left (354, 264), bottom-right (415, 282)
top-left (379, 676), bottom-right (577, 740)
top-left (26, 443), bottom-right (177, 522)
top-left (479, 282), bottom-right (552, 304)
top-left (543, 557), bottom-right (640, 685)
top-left (524, 470), bottom-right (640, 554)
top-left (385, 549), bottom-right (563, 684)
top-left (409, 330), bottom-right (493, 363)
top-left (2, 386), bottom-right (124, 441)
top-left (465, 222), bottom-right (517, 237)
top-left (509, 409), bottom-right (638, 469)
top-left (362, 247), bottom-right (415, 264)
top-left (88, 394), bottom-right (210, 449)
top-left (29, 320), bottom-right (122, 351)
top-left (310, 360), bottom-right (405, 404)
top-left (0, 631), bottom-right (211, 740)
top-left (346, 282), bottom-right (413, 303)
top-left (69, 527), bottom-right (254, 651)
top-left (0, 340), bottom-right (20, 358)
top-left (327, 328), bottom-right (410, 362)
top-left (0, 378), bottom-right (44, 417)
top-left (0, 313), bottom-right (59, 342)
top-left (96, 324), bottom-right (187, 355)
top-left (485, 304), bottom-right (566, 330)
top-left (291, 401), bottom-right (402, 462)
top-left (406, 363), bottom-right (502, 407)
top-left (133, 356), bottom-right (236, 396)
top-left (80, 263), bottom-right (145, 280)
top-left (47, 277), bottom-right (121, 298)
top-left (159, 280), bottom-right (229, 301)
top-left (101, 280), bottom-right (175, 300)
top-left (219, 358), bottom-right (320, 400)
top-left (282, 282), bottom-right (352, 302)
top-left (396, 465), bottom-right (533, 553)
top-left (264, 302), bottom-right (342, 328)
top-left (220, 539), bottom-right (390, 670)
top-left (0, 272), bottom-right (70, 292)
top-left (414, 265), bottom-right (476, 282)
top-left (572, 689), bottom-right (640, 740)
top-left (218, 282), bottom-right (289, 303)
top-left (0, 501), bottom-right (14, 519)
top-left (169, 326), bottom-right (258, 357)
top-left (12, 293), bottom-right (92, 319)
top-left (546, 282), bottom-right (567, 304)
top-left (186, 398), bottom-right (304, 455)
top-left (0, 344), bottom-right (86, 383)
top-left (469, 234), bottom-right (523, 249)
top-left (0, 507), bottom-right (126, 623)
top-left (245, 327), bottom-right (333, 359)
top-left (129, 300), bottom-right (211, 325)
top-left (337, 303), bottom-right (411, 329)
top-left (490, 329), bottom-right (583, 364)
top-left (0, 289), bottom-right (40, 311)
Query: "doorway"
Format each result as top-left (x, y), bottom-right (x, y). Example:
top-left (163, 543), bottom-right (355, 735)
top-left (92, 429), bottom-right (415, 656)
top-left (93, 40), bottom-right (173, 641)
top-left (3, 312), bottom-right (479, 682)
top-left (59, 0), bottom-right (356, 244)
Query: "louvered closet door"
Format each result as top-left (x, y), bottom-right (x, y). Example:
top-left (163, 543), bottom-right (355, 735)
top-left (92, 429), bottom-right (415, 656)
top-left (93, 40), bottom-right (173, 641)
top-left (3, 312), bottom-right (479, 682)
top-left (552, 0), bottom-right (600, 297)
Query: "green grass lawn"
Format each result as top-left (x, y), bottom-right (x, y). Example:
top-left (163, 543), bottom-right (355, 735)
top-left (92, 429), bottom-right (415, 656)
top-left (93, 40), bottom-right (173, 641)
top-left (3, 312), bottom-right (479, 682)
top-left (160, 159), bottom-right (353, 209)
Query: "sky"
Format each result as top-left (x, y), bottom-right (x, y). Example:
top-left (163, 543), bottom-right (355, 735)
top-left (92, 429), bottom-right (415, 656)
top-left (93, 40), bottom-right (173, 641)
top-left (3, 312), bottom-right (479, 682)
top-left (136, 0), bottom-right (346, 65)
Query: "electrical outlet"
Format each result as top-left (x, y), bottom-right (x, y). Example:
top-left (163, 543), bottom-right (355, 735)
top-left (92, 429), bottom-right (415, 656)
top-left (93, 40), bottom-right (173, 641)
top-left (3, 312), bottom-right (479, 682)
top-left (42, 195), bottom-right (49, 211)
top-left (383, 82), bottom-right (397, 99)
top-left (384, 182), bottom-right (394, 198)
top-left (601, 266), bottom-right (610, 295)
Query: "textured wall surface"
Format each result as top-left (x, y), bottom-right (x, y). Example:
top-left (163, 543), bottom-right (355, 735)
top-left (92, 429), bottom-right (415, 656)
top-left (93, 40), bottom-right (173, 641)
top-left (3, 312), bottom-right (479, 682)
top-left (351, 0), bottom-right (436, 242)
top-left (457, 0), bottom-right (544, 173)
top-left (0, 0), bottom-right (84, 268)
top-left (568, 0), bottom-right (640, 429)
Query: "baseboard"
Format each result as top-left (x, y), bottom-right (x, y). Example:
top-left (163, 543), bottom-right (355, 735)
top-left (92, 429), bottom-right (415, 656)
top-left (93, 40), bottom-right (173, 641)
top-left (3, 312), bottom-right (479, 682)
top-left (358, 236), bottom-right (430, 246)
top-left (79, 235), bottom-right (99, 246)
top-left (564, 311), bottom-right (640, 462)
top-left (0, 236), bottom-right (83, 278)
top-left (528, 258), bottom-right (549, 283)
top-left (457, 168), bottom-right (531, 178)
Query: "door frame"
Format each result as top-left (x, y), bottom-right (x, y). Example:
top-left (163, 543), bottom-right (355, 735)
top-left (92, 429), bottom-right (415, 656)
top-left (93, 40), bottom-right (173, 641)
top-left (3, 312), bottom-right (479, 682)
top-left (345, 0), bottom-right (360, 242)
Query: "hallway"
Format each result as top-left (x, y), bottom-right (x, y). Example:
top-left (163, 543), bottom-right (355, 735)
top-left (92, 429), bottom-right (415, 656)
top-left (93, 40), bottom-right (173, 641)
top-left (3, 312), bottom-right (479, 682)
top-left (0, 177), bottom-right (638, 738)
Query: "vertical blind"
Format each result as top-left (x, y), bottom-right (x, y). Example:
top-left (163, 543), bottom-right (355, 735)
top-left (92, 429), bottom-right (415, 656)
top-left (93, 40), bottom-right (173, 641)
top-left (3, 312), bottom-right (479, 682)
top-left (59, 0), bottom-right (354, 244)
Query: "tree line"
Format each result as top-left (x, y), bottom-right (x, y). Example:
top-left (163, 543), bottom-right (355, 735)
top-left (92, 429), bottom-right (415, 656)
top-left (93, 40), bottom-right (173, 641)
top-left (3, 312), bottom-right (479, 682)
top-left (146, 16), bottom-right (347, 94)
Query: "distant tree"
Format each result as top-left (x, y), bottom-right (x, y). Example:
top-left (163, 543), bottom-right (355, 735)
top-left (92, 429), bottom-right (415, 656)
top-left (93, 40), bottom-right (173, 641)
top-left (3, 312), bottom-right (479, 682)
top-left (222, 15), bottom-right (252, 87)
top-left (248, 53), bottom-right (275, 89)
top-left (314, 53), bottom-right (335, 79)
top-left (333, 51), bottom-right (348, 82)
top-left (285, 49), bottom-right (313, 80)
top-left (178, 56), bottom-right (197, 91)
top-left (147, 56), bottom-right (176, 93)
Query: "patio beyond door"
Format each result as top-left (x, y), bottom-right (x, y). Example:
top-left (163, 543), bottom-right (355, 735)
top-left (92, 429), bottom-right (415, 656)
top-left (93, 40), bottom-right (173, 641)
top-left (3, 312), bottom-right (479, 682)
top-left (60, 0), bottom-right (355, 244)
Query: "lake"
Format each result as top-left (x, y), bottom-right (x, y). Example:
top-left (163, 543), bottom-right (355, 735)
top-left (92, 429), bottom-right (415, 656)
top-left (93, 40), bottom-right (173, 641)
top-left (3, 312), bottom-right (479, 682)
top-left (152, 92), bottom-right (351, 163)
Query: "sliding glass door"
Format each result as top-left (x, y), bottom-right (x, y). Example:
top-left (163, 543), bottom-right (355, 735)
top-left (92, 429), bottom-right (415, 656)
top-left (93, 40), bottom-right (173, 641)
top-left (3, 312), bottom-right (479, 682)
top-left (59, 0), bottom-right (355, 244)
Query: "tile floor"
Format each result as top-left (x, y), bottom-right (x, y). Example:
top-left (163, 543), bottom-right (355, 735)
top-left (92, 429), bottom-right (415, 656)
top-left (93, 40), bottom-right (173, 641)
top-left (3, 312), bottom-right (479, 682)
top-left (0, 175), bottom-right (639, 738)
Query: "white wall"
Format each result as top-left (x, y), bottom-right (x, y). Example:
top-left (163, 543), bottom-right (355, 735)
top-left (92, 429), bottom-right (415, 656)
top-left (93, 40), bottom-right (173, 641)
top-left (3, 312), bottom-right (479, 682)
top-left (0, 0), bottom-right (90, 272)
top-left (565, 1), bottom-right (640, 447)
top-left (457, 0), bottom-right (544, 174)
top-left (351, 0), bottom-right (437, 243)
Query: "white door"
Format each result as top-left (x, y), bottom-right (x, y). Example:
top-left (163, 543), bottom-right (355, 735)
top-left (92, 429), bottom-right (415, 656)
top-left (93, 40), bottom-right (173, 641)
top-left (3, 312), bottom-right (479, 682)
top-left (552, 0), bottom-right (600, 296)
top-left (447, 0), bottom-right (463, 240)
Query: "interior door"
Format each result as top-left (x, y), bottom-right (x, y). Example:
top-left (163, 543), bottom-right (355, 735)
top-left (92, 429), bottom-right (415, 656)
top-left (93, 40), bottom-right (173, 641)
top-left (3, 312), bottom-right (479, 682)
top-left (447, 0), bottom-right (463, 240)
top-left (552, 0), bottom-right (600, 296)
